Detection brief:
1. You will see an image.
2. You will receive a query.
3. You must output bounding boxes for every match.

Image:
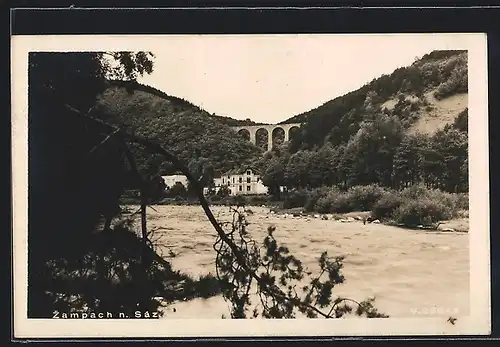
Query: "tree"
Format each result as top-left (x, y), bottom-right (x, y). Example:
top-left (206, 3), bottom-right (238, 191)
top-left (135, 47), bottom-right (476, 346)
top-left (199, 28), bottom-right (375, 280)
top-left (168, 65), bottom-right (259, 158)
top-left (165, 182), bottom-right (188, 198)
top-left (28, 51), bottom-right (169, 318)
top-left (101, 52), bottom-right (155, 81)
top-left (186, 157), bottom-right (215, 197)
top-left (308, 143), bottom-right (337, 188)
top-left (261, 158), bottom-right (286, 199)
top-left (453, 108), bottom-right (468, 133)
top-left (284, 150), bottom-right (314, 189)
top-left (460, 156), bottom-right (469, 192)
top-left (431, 127), bottom-right (468, 192)
top-left (341, 114), bottom-right (403, 188)
top-left (393, 132), bottom-right (428, 189)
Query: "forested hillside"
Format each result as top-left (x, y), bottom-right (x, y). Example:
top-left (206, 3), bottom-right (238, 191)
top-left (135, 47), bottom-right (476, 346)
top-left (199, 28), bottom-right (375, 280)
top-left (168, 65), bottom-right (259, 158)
top-left (95, 80), bottom-right (263, 178)
top-left (283, 50), bottom-right (467, 149)
top-left (257, 50), bottom-right (468, 197)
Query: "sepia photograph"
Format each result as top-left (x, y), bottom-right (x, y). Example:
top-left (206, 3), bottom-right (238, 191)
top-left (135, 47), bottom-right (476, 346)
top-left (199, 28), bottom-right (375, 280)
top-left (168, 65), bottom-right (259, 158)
top-left (11, 33), bottom-right (490, 338)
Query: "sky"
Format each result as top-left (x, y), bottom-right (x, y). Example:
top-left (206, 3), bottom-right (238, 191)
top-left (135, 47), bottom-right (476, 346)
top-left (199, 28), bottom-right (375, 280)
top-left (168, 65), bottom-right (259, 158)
top-left (137, 34), bottom-right (469, 124)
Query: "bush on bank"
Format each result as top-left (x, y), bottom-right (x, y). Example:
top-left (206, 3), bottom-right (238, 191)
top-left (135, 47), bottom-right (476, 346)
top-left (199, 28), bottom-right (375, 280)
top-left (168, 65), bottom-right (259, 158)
top-left (282, 183), bottom-right (468, 227)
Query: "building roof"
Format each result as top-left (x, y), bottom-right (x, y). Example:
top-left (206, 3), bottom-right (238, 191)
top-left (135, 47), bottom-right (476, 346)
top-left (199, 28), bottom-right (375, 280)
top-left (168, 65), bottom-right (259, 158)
top-left (221, 166), bottom-right (260, 176)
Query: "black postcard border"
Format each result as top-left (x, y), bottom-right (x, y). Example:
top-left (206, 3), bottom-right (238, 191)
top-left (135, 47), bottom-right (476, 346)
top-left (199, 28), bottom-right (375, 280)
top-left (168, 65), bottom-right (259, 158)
top-left (7, 5), bottom-right (500, 344)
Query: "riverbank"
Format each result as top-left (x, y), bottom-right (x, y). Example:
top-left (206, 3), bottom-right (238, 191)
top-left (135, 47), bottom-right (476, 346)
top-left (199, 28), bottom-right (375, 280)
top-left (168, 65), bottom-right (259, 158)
top-left (262, 208), bottom-right (469, 233)
top-left (122, 183), bottom-right (469, 232)
top-left (122, 202), bottom-right (469, 233)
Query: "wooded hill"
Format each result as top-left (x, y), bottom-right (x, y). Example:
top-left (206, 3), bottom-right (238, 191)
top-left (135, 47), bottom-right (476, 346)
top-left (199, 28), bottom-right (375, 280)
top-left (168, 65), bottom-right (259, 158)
top-left (95, 80), bottom-right (264, 176)
top-left (95, 50), bottom-right (468, 194)
top-left (282, 50), bottom-right (468, 150)
top-left (256, 50), bottom-right (468, 194)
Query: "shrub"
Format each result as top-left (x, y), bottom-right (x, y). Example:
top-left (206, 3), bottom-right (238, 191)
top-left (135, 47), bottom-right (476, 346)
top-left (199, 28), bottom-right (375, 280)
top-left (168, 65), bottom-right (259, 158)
top-left (399, 184), bottom-right (464, 216)
top-left (455, 193), bottom-right (469, 210)
top-left (283, 189), bottom-right (309, 209)
top-left (216, 185), bottom-right (231, 198)
top-left (234, 195), bottom-right (248, 207)
top-left (371, 192), bottom-right (402, 221)
top-left (304, 187), bottom-right (332, 212)
top-left (426, 189), bottom-right (457, 211)
top-left (327, 193), bottom-right (356, 213)
top-left (165, 182), bottom-right (187, 198)
top-left (345, 184), bottom-right (387, 211)
top-left (393, 198), bottom-right (452, 226)
top-left (192, 274), bottom-right (222, 299)
top-left (210, 194), bottom-right (222, 202)
top-left (239, 194), bottom-right (272, 206)
top-left (433, 64), bottom-right (467, 100)
top-left (315, 196), bottom-right (334, 213)
top-left (305, 185), bottom-right (385, 214)
top-left (399, 183), bottom-right (430, 200)
top-left (279, 184), bottom-right (466, 225)
top-left (214, 194), bottom-right (270, 207)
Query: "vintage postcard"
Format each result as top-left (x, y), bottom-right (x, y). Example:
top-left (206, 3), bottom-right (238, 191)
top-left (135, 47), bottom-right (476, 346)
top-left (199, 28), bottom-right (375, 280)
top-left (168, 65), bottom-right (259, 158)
top-left (11, 33), bottom-right (490, 338)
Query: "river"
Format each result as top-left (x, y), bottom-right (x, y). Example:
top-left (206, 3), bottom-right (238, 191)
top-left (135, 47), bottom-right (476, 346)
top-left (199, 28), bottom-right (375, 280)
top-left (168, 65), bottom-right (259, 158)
top-left (137, 205), bottom-right (469, 319)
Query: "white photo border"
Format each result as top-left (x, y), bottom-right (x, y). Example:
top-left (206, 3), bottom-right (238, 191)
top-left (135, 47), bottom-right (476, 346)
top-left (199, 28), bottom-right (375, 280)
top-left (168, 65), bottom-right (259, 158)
top-left (11, 33), bottom-right (491, 338)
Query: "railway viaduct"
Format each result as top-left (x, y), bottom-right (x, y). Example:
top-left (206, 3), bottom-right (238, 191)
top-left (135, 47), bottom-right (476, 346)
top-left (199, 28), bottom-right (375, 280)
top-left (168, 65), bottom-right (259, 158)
top-left (230, 123), bottom-right (301, 151)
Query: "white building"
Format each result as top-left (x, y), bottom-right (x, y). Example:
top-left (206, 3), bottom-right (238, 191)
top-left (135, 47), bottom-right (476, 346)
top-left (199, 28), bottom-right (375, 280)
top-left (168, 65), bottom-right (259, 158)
top-left (163, 169), bottom-right (269, 196)
top-left (161, 174), bottom-right (189, 189)
top-left (212, 167), bottom-right (268, 196)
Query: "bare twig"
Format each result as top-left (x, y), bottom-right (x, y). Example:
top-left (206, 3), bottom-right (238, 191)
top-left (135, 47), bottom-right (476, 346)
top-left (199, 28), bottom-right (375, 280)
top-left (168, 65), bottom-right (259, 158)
top-left (87, 128), bottom-right (121, 157)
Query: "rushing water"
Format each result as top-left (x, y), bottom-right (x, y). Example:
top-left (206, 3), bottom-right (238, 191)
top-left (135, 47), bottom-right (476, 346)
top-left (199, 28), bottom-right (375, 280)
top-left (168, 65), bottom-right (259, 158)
top-left (138, 205), bottom-right (469, 319)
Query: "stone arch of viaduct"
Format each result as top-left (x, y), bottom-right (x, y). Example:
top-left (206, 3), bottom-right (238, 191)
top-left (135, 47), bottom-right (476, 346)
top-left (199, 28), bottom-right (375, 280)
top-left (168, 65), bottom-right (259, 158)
top-left (231, 123), bottom-right (301, 151)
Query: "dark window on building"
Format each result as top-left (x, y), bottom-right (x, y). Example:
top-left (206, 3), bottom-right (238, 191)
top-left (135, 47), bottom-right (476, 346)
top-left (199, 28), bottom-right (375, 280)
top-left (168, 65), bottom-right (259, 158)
top-left (247, 177), bottom-right (251, 183)
top-left (246, 185), bottom-right (251, 191)
top-left (232, 177), bottom-right (235, 183)
top-left (239, 185), bottom-right (243, 191)
top-left (239, 177), bottom-right (242, 183)
top-left (246, 170), bottom-right (251, 175)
